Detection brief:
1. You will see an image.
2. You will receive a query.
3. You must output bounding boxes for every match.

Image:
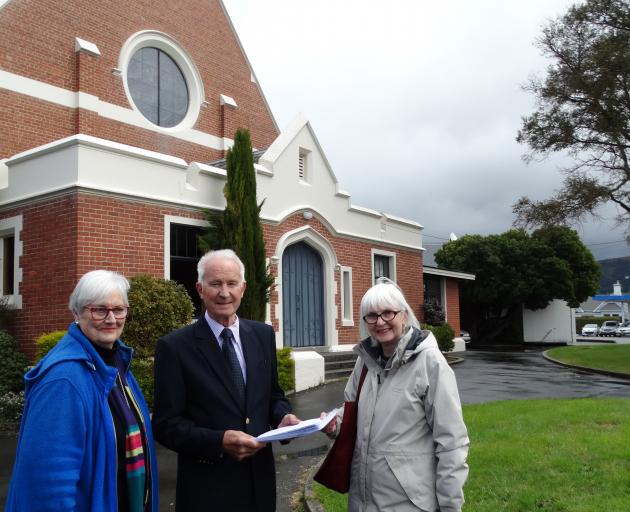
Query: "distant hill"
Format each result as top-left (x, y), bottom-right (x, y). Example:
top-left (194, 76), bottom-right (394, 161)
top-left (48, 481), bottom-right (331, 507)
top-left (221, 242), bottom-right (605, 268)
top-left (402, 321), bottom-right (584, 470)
top-left (598, 256), bottom-right (630, 294)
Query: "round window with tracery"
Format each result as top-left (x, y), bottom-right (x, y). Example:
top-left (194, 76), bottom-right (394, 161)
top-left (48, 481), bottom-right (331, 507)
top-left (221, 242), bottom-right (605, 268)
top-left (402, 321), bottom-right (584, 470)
top-left (127, 47), bottom-right (189, 128)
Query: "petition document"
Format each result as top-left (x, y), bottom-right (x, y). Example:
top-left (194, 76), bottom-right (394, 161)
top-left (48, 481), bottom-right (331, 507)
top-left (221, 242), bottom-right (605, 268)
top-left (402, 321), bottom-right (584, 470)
top-left (256, 408), bottom-right (338, 442)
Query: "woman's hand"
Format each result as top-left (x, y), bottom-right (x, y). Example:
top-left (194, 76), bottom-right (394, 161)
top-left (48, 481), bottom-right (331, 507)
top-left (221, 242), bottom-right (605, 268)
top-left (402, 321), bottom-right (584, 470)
top-left (320, 411), bottom-right (337, 433)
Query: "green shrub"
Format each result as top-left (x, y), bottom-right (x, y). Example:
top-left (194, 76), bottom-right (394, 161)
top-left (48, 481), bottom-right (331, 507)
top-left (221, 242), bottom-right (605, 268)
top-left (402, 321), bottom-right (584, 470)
top-left (35, 330), bottom-right (67, 362)
top-left (0, 330), bottom-right (28, 395)
top-left (575, 315), bottom-right (621, 334)
top-left (423, 323), bottom-right (455, 352)
top-left (0, 390), bottom-right (24, 432)
top-left (124, 274), bottom-right (195, 359)
top-left (131, 357), bottom-right (154, 411)
top-left (276, 347), bottom-right (295, 392)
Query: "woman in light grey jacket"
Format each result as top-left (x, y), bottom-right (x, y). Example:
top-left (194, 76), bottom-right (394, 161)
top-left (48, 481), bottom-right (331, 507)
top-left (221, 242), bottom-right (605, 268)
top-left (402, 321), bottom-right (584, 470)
top-left (324, 278), bottom-right (469, 512)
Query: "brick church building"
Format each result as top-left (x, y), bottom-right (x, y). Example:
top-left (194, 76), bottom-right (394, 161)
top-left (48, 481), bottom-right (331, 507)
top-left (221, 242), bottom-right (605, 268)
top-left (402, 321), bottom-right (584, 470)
top-left (0, 0), bottom-right (471, 358)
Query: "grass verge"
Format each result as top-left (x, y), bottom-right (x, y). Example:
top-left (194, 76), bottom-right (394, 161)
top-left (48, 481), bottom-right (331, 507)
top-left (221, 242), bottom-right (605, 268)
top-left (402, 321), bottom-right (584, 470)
top-left (546, 344), bottom-right (630, 375)
top-left (312, 397), bottom-right (630, 511)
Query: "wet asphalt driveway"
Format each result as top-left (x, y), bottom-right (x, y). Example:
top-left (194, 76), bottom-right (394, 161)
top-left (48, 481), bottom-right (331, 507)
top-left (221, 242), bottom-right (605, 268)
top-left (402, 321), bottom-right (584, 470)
top-left (1, 347), bottom-right (629, 511)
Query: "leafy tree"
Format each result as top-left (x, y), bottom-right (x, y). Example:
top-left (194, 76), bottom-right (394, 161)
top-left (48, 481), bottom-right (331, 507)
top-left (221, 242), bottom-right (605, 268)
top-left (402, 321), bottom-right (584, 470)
top-left (199, 128), bottom-right (273, 321)
top-left (435, 227), bottom-right (599, 344)
top-left (515, 0), bottom-right (630, 236)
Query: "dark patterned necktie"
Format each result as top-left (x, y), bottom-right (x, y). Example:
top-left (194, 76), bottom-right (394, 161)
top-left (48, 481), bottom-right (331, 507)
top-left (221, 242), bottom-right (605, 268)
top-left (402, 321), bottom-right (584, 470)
top-left (221, 328), bottom-right (245, 405)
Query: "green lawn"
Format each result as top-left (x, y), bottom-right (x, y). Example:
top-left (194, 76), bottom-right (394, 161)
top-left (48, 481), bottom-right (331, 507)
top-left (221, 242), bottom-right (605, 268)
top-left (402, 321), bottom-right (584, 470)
top-left (546, 344), bottom-right (630, 374)
top-left (312, 398), bottom-right (630, 511)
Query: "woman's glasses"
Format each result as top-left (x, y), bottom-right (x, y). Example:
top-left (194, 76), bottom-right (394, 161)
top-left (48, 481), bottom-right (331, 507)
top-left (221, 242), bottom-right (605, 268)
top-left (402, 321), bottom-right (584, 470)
top-left (363, 310), bottom-right (400, 324)
top-left (84, 306), bottom-right (128, 321)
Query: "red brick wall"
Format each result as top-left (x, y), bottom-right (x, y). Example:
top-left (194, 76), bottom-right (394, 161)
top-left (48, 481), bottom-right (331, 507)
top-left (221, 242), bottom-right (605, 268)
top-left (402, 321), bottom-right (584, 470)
top-left (0, 0), bottom-right (278, 161)
top-left (444, 278), bottom-right (461, 336)
top-left (3, 191), bottom-right (206, 359)
top-left (263, 213), bottom-right (423, 346)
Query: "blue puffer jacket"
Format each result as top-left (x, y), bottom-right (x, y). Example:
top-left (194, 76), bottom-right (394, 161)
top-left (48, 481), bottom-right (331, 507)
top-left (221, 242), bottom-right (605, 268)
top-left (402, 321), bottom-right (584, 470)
top-left (5, 322), bottom-right (158, 511)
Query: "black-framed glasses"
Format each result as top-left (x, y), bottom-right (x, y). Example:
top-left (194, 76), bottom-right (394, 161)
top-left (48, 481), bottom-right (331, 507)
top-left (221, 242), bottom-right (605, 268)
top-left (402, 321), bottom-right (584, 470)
top-left (84, 306), bottom-right (128, 321)
top-left (363, 310), bottom-right (400, 325)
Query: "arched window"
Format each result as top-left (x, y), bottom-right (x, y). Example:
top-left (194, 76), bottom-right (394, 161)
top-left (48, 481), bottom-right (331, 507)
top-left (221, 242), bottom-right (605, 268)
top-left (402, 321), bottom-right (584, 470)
top-left (127, 47), bottom-right (189, 128)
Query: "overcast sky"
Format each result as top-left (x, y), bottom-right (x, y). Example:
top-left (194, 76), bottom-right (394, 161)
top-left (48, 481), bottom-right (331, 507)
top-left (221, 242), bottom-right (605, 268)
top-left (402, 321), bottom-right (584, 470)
top-left (222, 0), bottom-right (630, 263)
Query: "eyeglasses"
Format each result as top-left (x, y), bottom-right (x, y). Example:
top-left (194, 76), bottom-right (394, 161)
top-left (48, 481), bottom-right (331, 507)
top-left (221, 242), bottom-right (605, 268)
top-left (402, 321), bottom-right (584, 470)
top-left (84, 306), bottom-right (128, 321)
top-left (363, 310), bottom-right (400, 324)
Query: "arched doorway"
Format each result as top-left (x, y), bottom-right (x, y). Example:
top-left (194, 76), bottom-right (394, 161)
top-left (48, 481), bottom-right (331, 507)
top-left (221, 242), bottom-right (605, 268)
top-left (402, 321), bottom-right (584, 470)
top-left (282, 242), bottom-right (325, 347)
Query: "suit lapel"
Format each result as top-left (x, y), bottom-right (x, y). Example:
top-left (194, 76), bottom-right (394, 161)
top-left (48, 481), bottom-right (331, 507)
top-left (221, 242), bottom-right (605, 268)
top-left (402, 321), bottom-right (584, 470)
top-left (193, 318), bottom-right (245, 413)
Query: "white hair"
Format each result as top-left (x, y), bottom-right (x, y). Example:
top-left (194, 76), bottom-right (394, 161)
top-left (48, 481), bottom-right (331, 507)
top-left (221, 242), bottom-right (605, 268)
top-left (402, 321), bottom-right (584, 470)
top-left (359, 277), bottom-right (420, 338)
top-left (197, 249), bottom-right (246, 283)
top-left (68, 270), bottom-right (129, 316)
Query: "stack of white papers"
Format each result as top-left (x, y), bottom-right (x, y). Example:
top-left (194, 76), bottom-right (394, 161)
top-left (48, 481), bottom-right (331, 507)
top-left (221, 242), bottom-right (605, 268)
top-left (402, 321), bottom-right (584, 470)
top-left (256, 408), bottom-right (338, 442)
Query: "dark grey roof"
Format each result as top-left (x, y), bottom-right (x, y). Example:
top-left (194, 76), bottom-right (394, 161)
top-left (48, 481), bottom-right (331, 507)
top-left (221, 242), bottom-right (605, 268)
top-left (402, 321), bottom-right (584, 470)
top-left (206, 149), bottom-right (267, 169)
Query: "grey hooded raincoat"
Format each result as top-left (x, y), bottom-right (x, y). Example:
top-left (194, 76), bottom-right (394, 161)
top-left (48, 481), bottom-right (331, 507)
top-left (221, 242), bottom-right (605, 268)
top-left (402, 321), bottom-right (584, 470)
top-left (342, 328), bottom-right (469, 512)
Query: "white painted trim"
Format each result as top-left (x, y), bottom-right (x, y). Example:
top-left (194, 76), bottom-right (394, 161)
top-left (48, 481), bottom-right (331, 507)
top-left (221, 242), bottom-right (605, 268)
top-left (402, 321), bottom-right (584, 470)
top-left (163, 215), bottom-right (209, 279)
top-left (371, 248), bottom-right (397, 284)
top-left (75, 37), bottom-right (101, 57)
top-left (0, 0), bottom-right (13, 11)
top-left (0, 215), bottom-right (23, 308)
top-left (220, 94), bottom-right (237, 108)
top-left (0, 69), bottom-right (224, 150)
top-left (423, 266), bottom-right (476, 280)
top-left (340, 266), bottom-right (354, 326)
top-left (273, 226), bottom-right (338, 349)
top-left (441, 277), bottom-right (448, 322)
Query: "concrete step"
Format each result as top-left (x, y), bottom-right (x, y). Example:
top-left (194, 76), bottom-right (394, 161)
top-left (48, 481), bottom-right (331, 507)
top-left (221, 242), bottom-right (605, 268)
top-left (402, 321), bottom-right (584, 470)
top-left (324, 367), bottom-right (354, 381)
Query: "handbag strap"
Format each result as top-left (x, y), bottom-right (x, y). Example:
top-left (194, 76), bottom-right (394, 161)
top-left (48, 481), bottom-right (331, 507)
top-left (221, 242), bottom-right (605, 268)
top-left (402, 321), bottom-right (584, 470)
top-left (356, 364), bottom-right (368, 399)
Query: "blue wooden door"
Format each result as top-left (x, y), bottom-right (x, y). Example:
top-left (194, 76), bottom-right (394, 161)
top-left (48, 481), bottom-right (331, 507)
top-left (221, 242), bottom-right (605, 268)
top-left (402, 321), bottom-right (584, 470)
top-left (282, 242), bottom-right (324, 347)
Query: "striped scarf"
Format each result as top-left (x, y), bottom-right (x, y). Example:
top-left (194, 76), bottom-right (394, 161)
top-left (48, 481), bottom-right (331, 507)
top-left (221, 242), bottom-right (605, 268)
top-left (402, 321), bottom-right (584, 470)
top-left (110, 354), bottom-right (149, 512)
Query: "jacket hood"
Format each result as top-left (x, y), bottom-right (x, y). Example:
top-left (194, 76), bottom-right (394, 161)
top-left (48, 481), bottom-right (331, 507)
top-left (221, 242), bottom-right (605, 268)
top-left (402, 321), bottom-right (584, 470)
top-left (356, 327), bottom-right (438, 371)
top-left (24, 322), bottom-right (132, 395)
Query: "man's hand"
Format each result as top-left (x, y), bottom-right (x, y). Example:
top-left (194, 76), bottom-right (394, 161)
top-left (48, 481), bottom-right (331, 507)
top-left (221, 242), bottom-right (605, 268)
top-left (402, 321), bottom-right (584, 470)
top-left (222, 430), bottom-right (265, 461)
top-left (278, 413), bottom-right (300, 428)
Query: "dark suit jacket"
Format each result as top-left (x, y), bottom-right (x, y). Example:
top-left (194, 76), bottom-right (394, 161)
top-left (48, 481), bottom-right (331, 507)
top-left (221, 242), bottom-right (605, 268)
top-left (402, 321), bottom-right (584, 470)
top-left (152, 317), bottom-right (291, 512)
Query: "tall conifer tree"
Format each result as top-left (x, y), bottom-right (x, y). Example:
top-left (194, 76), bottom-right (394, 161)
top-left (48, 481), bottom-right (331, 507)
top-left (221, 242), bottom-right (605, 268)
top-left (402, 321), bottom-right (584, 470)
top-left (199, 128), bottom-right (273, 321)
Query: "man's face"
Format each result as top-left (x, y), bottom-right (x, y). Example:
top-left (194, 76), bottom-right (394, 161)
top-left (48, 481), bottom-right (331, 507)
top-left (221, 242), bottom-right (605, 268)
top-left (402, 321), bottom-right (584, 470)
top-left (196, 257), bottom-right (246, 326)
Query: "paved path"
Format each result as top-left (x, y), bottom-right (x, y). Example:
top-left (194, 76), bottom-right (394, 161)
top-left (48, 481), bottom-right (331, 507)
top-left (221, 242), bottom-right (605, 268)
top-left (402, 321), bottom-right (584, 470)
top-left (2, 347), bottom-right (629, 511)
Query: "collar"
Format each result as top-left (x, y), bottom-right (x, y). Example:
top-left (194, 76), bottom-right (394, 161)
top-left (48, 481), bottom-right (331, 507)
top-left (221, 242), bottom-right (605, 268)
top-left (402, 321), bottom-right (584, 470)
top-left (204, 311), bottom-right (240, 343)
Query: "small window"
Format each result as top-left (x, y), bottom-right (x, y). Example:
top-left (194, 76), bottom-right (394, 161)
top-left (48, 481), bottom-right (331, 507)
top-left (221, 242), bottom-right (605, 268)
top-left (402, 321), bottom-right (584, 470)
top-left (167, 221), bottom-right (206, 314)
top-left (298, 154), bottom-right (305, 180)
top-left (2, 235), bottom-right (14, 295)
top-left (340, 266), bottom-right (353, 326)
top-left (0, 215), bottom-right (22, 308)
top-left (128, 47), bottom-right (189, 127)
top-left (372, 249), bottom-right (396, 284)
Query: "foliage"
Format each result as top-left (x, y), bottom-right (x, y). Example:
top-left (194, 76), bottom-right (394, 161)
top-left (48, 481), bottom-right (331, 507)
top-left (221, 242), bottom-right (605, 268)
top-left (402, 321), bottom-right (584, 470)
top-left (0, 296), bottom-right (17, 333)
top-left (276, 347), bottom-right (295, 392)
top-left (422, 323), bottom-right (455, 352)
top-left (199, 129), bottom-right (274, 321)
top-left (422, 299), bottom-right (445, 326)
top-left (0, 330), bottom-right (28, 395)
top-left (35, 330), bottom-right (66, 362)
top-left (131, 357), bottom-right (154, 411)
top-left (576, 315), bottom-right (621, 333)
top-left (0, 390), bottom-right (24, 433)
top-left (515, 0), bottom-right (630, 235)
top-left (124, 274), bottom-right (195, 359)
top-left (435, 226), bottom-right (599, 344)
top-left (598, 256), bottom-right (630, 293)
top-left (547, 344), bottom-right (630, 374)
top-left (313, 397), bottom-right (630, 512)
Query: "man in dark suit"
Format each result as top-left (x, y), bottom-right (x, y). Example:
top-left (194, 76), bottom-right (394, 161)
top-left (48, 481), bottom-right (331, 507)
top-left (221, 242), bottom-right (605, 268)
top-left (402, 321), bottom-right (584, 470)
top-left (153, 249), bottom-right (299, 511)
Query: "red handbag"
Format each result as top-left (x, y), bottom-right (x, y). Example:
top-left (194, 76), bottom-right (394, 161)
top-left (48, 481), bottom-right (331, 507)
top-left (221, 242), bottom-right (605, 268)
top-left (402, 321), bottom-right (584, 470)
top-left (314, 365), bottom-right (368, 493)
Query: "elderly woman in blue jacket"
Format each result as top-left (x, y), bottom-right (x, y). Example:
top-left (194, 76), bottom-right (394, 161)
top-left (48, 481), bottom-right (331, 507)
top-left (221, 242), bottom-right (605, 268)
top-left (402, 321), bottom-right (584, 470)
top-left (6, 270), bottom-right (158, 512)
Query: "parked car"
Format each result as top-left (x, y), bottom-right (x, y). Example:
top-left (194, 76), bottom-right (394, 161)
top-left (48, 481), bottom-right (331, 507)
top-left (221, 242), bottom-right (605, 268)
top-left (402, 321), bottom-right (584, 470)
top-left (599, 320), bottom-right (619, 337)
top-left (616, 321), bottom-right (630, 337)
top-left (581, 323), bottom-right (599, 336)
top-left (460, 330), bottom-right (471, 344)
